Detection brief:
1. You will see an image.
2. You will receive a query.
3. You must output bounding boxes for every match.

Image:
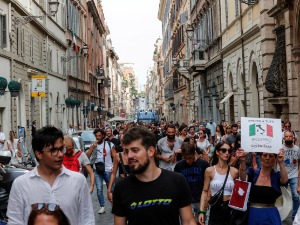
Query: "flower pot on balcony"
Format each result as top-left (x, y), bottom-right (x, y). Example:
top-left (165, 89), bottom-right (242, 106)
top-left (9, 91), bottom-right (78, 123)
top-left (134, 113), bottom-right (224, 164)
top-left (74, 99), bottom-right (81, 107)
top-left (8, 80), bottom-right (21, 97)
top-left (0, 77), bottom-right (8, 95)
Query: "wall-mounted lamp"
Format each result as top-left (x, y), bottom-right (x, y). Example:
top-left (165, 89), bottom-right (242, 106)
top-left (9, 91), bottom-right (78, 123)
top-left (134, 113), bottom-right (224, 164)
top-left (14, 0), bottom-right (59, 26)
top-left (61, 44), bottom-right (89, 62)
top-left (240, 0), bottom-right (258, 5)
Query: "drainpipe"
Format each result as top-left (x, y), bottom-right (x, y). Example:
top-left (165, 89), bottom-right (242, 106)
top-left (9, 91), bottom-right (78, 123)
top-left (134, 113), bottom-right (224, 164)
top-left (240, 1), bottom-right (248, 117)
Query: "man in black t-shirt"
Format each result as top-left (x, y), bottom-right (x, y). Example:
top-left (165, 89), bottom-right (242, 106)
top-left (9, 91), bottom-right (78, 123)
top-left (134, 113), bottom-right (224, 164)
top-left (174, 142), bottom-right (209, 218)
top-left (105, 127), bottom-right (121, 152)
top-left (112, 126), bottom-right (197, 225)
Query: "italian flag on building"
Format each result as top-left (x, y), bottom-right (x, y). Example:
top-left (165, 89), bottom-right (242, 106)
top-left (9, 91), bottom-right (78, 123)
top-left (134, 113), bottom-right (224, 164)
top-left (249, 124), bottom-right (273, 137)
top-left (72, 31), bottom-right (79, 53)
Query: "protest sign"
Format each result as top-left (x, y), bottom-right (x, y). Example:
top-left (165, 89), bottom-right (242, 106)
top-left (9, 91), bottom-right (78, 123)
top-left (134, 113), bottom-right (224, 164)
top-left (241, 117), bottom-right (282, 153)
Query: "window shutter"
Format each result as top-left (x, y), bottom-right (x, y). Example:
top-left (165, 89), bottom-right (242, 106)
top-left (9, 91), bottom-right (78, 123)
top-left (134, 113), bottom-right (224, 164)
top-left (57, 50), bottom-right (59, 73)
top-left (21, 29), bottom-right (25, 57)
top-left (17, 27), bottom-right (21, 55)
top-left (1, 15), bottom-right (7, 48)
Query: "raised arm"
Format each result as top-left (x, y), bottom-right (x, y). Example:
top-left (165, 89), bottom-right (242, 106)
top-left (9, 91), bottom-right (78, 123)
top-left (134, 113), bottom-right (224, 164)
top-left (199, 167), bottom-right (212, 225)
top-left (107, 153), bottom-right (120, 202)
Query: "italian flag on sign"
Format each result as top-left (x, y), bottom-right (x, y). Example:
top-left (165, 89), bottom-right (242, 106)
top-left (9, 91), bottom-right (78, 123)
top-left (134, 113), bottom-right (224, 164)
top-left (72, 31), bottom-right (79, 53)
top-left (249, 124), bottom-right (273, 137)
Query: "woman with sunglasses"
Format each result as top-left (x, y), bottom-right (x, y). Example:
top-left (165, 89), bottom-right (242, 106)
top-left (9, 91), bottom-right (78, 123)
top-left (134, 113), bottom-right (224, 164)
top-left (239, 150), bottom-right (288, 225)
top-left (28, 203), bottom-right (70, 225)
top-left (198, 141), bottom-right (239, 225)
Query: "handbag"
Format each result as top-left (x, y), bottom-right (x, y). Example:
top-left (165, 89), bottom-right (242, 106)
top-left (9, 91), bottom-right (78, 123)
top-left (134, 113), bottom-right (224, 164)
top-left (94, 141), bottom-right (106, 174)
top-left (95, 161), bottom-right (105, 174)
top-left (208, 166), bottom-right (230, 208)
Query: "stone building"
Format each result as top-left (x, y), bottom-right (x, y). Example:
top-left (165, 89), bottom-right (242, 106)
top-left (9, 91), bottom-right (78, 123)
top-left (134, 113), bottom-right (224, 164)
top-left (0, 0), bottom-right (67, 149)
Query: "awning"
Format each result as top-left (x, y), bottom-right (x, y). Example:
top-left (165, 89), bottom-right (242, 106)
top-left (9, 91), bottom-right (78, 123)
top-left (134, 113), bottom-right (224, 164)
top-left (219, 92), bottom-right (233, 110)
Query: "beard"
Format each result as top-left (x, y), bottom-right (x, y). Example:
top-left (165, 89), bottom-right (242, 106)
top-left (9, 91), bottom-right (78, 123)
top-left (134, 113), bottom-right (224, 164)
top-left (129, 157), bottom-right (150, 175)
top-left (167, 135), bottom-right (175, 141)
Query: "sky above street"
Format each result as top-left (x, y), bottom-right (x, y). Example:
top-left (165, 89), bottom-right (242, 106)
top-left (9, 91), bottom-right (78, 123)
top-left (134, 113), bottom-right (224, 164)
top-left (101, 0), bottom-right (162, 90)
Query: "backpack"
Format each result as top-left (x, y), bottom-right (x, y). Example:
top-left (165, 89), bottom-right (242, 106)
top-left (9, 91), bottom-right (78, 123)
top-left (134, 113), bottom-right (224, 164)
top-left (63, 155), bottom-right (80, 172)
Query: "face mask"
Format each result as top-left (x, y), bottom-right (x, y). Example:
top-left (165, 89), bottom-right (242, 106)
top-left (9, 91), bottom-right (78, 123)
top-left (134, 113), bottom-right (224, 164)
top-left (285, 140), bottom-right (293, 146)
top-left (65, 149), bottom-right (73, 156)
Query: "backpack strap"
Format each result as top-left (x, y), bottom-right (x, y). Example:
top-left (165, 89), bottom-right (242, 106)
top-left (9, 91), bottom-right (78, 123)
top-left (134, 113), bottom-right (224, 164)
top-left (74, 150), bottom-right (82, 158)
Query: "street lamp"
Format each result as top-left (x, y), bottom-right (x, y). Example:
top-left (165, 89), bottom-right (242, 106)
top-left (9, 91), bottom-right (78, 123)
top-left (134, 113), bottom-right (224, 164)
top-left (14, 0), bottom-right (60, 26)
top-left (61, 44), bottom-right (89, 62)
top-left (240, 0), bottom-right (258, 4)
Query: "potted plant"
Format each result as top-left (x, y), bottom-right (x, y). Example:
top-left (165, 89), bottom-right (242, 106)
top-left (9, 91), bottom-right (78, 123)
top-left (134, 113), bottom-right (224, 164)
top-left (8, 80), bottom-right (21, 97)
top-left (0, 77), bottom-right (8, 95)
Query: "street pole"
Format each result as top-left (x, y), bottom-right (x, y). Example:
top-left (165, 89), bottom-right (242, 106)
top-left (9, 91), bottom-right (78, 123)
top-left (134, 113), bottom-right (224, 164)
top-left (84, 99), bottom-right (87, 130)
top-left (99, 88), bottom-right (102, 127)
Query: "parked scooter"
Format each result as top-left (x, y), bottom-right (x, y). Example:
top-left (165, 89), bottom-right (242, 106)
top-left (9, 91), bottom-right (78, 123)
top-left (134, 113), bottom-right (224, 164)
top-left (0, 150), bottom-right (29, 224)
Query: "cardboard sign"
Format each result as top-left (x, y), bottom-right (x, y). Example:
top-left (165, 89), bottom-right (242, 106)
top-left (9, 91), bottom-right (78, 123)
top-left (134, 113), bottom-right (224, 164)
top-left (241, 117), bottom-right (282, 153)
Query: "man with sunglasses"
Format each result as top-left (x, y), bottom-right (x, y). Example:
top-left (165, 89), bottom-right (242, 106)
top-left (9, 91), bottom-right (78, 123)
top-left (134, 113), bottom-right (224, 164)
top-left (7, 126), bottom-right (94, 225)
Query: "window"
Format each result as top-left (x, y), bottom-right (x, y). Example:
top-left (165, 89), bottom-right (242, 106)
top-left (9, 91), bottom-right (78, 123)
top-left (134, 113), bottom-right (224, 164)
top-left (0, 14), bottom-right (7, 48)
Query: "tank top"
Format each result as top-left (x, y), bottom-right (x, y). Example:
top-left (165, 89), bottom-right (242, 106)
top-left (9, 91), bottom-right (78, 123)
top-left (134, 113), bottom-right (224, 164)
top-left (210, 166), bottom-right (234, 196)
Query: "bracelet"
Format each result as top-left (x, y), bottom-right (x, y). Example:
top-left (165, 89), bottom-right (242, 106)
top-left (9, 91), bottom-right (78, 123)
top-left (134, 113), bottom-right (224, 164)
top-left (198, 209), bottom-right (206, 214)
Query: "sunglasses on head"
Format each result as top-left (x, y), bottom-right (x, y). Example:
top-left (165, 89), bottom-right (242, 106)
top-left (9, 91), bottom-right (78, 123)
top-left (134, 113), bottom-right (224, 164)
top-left (219, 148), bottom-right (233, 154)
top-left (31, 203), bottom-right (60, 212)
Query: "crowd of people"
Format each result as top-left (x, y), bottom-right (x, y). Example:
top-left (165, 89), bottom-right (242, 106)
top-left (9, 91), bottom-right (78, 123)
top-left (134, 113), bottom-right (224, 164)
top-left (2, 118), bottom-right (300, 225)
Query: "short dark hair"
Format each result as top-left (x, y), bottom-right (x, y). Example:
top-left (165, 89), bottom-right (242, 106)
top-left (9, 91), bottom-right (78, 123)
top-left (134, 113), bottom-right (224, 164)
top-left (179, 124), bottom-right (188, 132)
top-left (32, 126), bottom-right (64, 153)
top-left (166, 124), bottom-right (176, 130)
top-left (181, 142), bottom-right (196, 155)
top-left (93, 128), bottom-right (106, 137)
top-left (232, 124), bottom-right (238, 129)
top-left (122, 126), bottom-right (156, 150)
top-left (28, 206), bottom-right (70, 225)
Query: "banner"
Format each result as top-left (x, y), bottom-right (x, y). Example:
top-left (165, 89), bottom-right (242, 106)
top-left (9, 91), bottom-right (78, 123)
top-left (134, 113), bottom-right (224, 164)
top-left (31, 75), bottom-right (46, 97)
top-left (241, 117), bottom-right (282, 153)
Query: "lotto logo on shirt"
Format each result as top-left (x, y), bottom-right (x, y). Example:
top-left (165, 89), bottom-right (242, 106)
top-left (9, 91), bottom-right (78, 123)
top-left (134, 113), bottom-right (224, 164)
top-left (130, 198), bottom-right (172, 210)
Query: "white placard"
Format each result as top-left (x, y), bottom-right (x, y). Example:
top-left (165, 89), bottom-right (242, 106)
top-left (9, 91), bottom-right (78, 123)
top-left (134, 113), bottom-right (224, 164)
top-left (241, 117), bottom-right (282, 153)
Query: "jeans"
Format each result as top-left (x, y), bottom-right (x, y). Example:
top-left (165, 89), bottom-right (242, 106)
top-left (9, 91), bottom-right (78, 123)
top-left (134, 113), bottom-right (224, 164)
top-left (94, 169), bottom-right (111, 207)
top-left (289, 177), bottom-right (300, 218)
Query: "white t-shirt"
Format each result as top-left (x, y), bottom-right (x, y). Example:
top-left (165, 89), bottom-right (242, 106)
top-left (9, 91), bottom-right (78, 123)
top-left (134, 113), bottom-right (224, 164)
top-left (0, 132), bottom-right (5, 150)
top-left (196, 139), bottom-right (211, 151)
top-left (283, 144), bottom-right (300, 179)
top-left (7, 139), bottom-right (20, 164)
top-left (94, 141), bottom-right (114, 172)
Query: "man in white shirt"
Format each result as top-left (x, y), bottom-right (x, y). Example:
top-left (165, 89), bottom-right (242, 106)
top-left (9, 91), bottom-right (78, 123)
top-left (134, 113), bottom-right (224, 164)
top-left (86, 128), bottom-right (116, 214)
top-left (7, 126), bottom-right (94, 225)
top-left (283, 131), bottom-right (300, 219)
top-left (66, 124), bottom-right (74, 136)
top-left (0, 125), bottom-right (5, 150)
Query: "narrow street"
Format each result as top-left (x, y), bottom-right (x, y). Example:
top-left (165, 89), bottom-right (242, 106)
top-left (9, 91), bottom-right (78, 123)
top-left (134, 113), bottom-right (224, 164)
top-left (89, 178), bottom-right (294, 225)
top-left (91, 184), bottom-right (113, 224)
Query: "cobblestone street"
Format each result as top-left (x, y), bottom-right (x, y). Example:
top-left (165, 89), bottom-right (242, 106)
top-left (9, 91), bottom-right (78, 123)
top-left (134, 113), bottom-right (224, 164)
top-left (91, 184), bottom-right (113, 225)
top-left (89, 179), bottom-right (294, 225)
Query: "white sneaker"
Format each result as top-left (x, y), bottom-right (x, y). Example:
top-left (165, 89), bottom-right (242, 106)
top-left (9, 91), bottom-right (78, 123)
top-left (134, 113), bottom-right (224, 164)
top-left (98, 207), bottom-right (105, 214)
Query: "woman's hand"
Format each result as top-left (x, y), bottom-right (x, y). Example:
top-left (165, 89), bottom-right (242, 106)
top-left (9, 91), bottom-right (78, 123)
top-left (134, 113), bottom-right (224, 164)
top-left (236, 148), bottom-right (247, 161)
top-left (277, 149), bottom-right (285, 164)
top-left (199, 213), bottom-right (205, 225)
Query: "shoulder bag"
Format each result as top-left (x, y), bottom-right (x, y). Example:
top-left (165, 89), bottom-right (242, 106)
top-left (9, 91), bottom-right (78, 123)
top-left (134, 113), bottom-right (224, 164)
top-left (208, 166), bottom-right (230, 208)
top-left (95, 141), bottom-right (106, 174)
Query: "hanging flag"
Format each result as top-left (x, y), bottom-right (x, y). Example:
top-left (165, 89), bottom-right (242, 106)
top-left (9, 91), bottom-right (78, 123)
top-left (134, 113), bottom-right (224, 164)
top-left (72, 31), bottom-right (79, 53)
